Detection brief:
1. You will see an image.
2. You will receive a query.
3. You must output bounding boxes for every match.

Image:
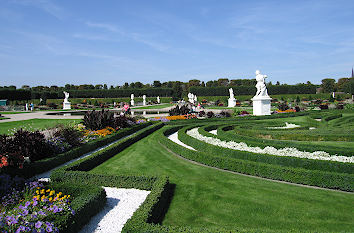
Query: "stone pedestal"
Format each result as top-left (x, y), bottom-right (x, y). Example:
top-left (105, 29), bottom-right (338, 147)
top-left (63, 102), bottom-right (71, 110)
top-left (228, 98), bottom-right (236, 107)
top-left (252, 96), bottom-right (271, 115)
top-left (143, 100), bottom-right (146, 106)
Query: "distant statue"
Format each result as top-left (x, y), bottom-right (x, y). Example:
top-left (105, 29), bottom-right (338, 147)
top-left (157, 96), bottom-right (160, 103)
top-left (130, 93), bottom-right (134, 106)
top-left (63, 91), bottom-right (70, 102)
top-left (229, 88), bottom-right (235, 99)
top-left (143, 95), bottom-right (146, 106)
top-left (255, 70), bottom-right (268, 97)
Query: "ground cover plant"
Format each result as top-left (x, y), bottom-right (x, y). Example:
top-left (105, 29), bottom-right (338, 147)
top-left (0, 175), bottom-right (76, 233)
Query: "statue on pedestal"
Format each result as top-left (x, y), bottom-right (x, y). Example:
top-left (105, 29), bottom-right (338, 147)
top-left (63, 91), bottom-right (71, 110)
top-left (252, 70), bottom-right (271, 115)
top-left (228, 88), bottom-right (236, 107)
top-left (143, 95), bottom-right (146, 106)
top-left (130, 94), bottom-right (134, 106)
top-left (255, 70), bottom-right (269, 97)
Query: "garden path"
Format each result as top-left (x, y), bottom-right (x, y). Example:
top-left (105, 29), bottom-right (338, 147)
top-left (166, 131), bottom-right (353, 194)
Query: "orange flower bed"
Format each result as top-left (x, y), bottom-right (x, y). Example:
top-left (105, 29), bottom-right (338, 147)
top-left (83, 126), bottom-right (116, 137)
top-left (276, 109), bottom-right (296, 113)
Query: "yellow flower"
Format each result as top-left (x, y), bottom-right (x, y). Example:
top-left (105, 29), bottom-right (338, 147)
top-left (49, 190), bottom-right (55, 196)
top-left (49, 197), bottom-right (53, 202)
top-left (36, 190), bottom-right (39, 194)
top-left (40, 189), bottom-right (45, 194)
top-left (46, 189), bottom-right (51, 193)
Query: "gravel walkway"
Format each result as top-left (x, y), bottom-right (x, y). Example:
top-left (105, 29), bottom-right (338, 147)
top-left (79, 187), bottom-right (150, 233)
top-left (168, 131), bottom-right (196, 151)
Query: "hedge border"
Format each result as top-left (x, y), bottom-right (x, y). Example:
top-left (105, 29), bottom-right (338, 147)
top-left (0, 122), bottom-right (152, 178)
top-left (162, 126), bottom-right (353, 192)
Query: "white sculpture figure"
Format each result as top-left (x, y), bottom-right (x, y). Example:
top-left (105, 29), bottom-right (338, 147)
top-left (229, 88), bottom-right (234, 99)
top-left (25, 103), bottom-right (28, 111)
top-left (63, 91), bottom-right (71, 110)
top-left (157, 96), bottom-right (160, 104)
top-left (188, 93), bottom-right (195, 104)
top-left (194, 95), bottom-right (197, 103)
top-left (228, 88), bottom-right (236, 107)
top-left (130, 94), bottom-right (135, 106)
top-left (255, 70), bottom-right (269, 97)
top-left (63, 91), bottom-right (70, 102)
top-left (252, 70), bottom-right (271, 115)
top-left (143, 95), bottom-right (146, 106)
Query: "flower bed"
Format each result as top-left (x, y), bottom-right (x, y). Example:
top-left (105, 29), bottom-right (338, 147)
top-left (187, 127), bottom-right (353, 163)
top-left (0, 177), bottom-right (75, 233)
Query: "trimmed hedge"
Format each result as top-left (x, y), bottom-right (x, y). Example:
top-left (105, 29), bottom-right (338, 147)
top-left (48, 182), bottom-right (106, 233)
top-left (179, 126), bottom-right (354, 174)
top-left (215, 124), bottom-right (353, 157)
top-left (50, 123), bottom-right (180, 232)
top-left (160, 126), bottom-right (354, 192)
top-left (0, 122), bottom-right (152, 178)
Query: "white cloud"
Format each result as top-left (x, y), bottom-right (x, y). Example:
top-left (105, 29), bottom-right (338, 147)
top-left (85, 21), bottom-right (118, 32)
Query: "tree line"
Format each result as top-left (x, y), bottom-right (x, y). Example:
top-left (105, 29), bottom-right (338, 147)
top-left (1, 77), bottom-right (353, 101)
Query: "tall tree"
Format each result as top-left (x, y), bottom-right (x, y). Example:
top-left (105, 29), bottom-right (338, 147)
top-left (321, 78), bottom-right (336, 93)
top-left (153, 80), bottom-right (162, 88)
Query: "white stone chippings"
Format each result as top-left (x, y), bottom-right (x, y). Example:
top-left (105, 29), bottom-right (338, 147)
top-left (168, 131), bottom-right (196, 151)
top-left (209, 130), bottom-right (218, 135)
top-left (79, 188), bottom-right (150, 233)
top-left (186, 128), bottom-right (353, 163)
top-left (267, 122), bottom-right (300, 129)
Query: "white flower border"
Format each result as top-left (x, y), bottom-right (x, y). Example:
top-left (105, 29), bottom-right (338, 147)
top-left (186, 128), bottom-right (353, 163)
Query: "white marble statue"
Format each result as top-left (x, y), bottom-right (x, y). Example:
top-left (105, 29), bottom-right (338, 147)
top-left (143, 95), bottom-right (146, 106)
top-left (63, 91), bottom-right (71, 109)
top-left (229, 88), bottom-right (235, 99)
top-left (63, 91), bottom-right (70, 102)
top-left (194, 95), bottom-right (197, 103)
top-left (188, 93), bottom-right (195, 104)
top-left (130, 94), bottom-right (134, 106)
top-left (228, 88), bottom-right (236, 107)
top-left (252, 70), bottom-right (271, 115)
top-left (255, 70), bottom-right (269, 97)
top-left (157, 96), bottom-right (160, 104)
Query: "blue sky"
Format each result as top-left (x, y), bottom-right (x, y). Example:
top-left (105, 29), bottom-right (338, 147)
top-left (0, 0), bottom-right (354, 87)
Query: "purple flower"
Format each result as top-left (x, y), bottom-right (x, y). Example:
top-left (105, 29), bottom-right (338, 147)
top-left (33, 199), bottom-right (38, 206)
top-left (25, 201), bottom-right (31, 207)
top-left (15, 225), bottom-right (25, 233)
top-left (35, 221), bottom-right (42, 229)
top-left (6, 215), bottom-right (18, 225)
top-left (38, 210), bottom-right (46, 216)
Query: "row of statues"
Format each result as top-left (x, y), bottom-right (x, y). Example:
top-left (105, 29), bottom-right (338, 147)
top-left (62, 70), bottom-right (270, 114)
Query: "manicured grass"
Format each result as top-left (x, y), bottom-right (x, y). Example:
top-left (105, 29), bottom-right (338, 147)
top-left (132, 103), bottom-right (173, 109)
top-left (0, 119), bottom-right (81, 135)
top-left (90, 131), bottom-right (354, 232)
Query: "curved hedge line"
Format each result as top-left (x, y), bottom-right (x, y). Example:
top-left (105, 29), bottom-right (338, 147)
top-left (0, 122), bottom-right (152, 178)
top-left (160, 126), bottom-right (353, 192)
top-left (214, 124), bottom-right (353, 156)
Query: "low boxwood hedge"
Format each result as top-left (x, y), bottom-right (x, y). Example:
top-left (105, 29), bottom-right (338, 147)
top-left (0, 122), bottom-right (152, 178)
top-left (161, 126), bottom-right (353, 192)
top-left (45, 182), bottom-right (106, 233)
top-left (179, 126), bottom-right (354, 175)
top-left (213, 124), bottom-right (353, 157)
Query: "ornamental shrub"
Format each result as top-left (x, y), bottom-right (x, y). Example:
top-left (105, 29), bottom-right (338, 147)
top-left (82, 109), bottom-right (115, 130)
top-left (0, 129), bottom-right (54, 163)
top-left (206, 111), bottom-right (214, 118)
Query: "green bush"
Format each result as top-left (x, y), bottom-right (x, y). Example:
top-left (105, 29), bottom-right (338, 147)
top-left (159, 126), bottom-right (353, 192)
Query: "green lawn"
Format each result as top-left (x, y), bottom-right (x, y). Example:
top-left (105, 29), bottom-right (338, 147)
top-left (132, 103), bottom-right (173, 109)
top-left (0, 119), bottom-right (81, 135)
top-left (90, 130), bottom-right (354, 232)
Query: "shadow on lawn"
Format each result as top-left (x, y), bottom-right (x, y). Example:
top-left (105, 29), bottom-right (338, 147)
top-left (149, 183), bottom-right (176, 225)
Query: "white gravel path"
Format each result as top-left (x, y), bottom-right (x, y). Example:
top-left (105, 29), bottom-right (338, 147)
top-left (267, 122), bottom-right (300, 129)
top-left (79, 187), bottom-right (150, 233)
top-left (187, 127), bottom-right (353, 163)
top-left (168, 131), bottom-right (196, 151)
top-left (209, 129), bottom-right (218, 135)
